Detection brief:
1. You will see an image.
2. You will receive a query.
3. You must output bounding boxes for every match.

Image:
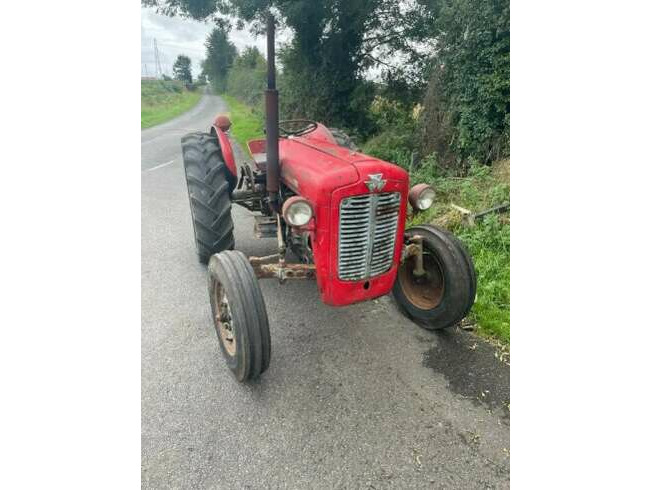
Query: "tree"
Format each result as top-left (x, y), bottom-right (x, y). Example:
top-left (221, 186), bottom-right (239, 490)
top-left (414, 0), bottom-right (510, 164)
top-left (203, 26), bottom-right (237, 93)
top-left (144, 0), bottom-right (510, 164)
top-left (142, 0), bottom-right (396, 135)
top-left (226, 46), bottom-right (267, 107)
top-left (172, 54), bottom-right (193, 84)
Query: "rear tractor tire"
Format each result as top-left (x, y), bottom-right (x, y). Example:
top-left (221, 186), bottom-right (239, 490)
top-left (208, 251), bottom-right (271, 382)
top-left (181, 132), bottom-right (235, 264)
top-left (393, 225), bottom-right (476, 330)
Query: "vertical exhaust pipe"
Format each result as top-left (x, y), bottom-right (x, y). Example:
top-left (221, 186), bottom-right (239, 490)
top-left (265, 14), bottom-right (280, 209)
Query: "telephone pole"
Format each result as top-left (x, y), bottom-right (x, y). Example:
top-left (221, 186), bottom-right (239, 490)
top-left (154, 39), bottom-right (163, 79)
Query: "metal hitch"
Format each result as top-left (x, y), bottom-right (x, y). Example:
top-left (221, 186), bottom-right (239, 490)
top-left (249, 254), bottom-right (316, 282)
top-left (249, 214), bottom-right (316, 282)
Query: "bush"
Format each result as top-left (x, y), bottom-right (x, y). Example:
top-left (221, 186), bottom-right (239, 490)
top-left (362, 96), bottom-right (418, 167)
top-left (419, 0), bottom-right (510, 165)
top-left (362, 131), bottom-right (414, 168)
top-left (226, 47), bottom-right (267, 111)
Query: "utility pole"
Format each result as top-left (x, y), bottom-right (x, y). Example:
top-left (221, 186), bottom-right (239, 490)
top-left (154, 39), bottom-right (163, 79)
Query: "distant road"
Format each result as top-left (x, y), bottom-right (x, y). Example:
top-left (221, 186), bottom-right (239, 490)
top-left (141, 92), bottom-right (510, 489)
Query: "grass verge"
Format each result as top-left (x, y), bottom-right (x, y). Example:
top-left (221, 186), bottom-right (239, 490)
top-left (141, 80), bottom-right (202, 129)
top-left (221, 94), bottom-right (264, 148)
top-left (407, 158), bottom-right (510, 344)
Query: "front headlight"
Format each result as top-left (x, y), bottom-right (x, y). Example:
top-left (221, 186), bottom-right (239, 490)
top-left (282, 197), bottom-right (314, 226)
top-left (408, 184), bottom-right (435, 211)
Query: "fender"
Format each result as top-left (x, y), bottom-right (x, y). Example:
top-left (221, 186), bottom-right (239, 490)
top-left (210, 124), bottom-right (238, 180)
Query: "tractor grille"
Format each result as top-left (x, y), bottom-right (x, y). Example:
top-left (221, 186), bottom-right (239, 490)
top-left (337, 192), bottom-right (401, 281)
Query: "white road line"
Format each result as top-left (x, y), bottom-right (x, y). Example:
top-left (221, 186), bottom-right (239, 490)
top-left (145, 160), bottom-right (175, 172)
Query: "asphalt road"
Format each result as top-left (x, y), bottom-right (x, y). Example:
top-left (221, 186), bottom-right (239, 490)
top-left (141, 93), bottom-right (510, 489)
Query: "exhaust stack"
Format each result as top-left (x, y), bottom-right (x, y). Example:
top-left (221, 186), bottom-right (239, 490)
top-left (265, 14), bottom-right (280, 208)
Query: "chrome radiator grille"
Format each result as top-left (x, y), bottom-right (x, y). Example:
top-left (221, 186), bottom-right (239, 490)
top-left (337, 192), bottom-right (401, 281)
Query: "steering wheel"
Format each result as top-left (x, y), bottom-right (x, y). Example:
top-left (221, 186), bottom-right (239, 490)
top-left (279, 119), bottom-right (318, 137)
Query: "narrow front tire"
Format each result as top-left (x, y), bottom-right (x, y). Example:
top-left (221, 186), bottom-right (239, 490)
top-left (208, 251), bottom-right (271, 382)
top-left (393, 225), bottom-right (476, 330)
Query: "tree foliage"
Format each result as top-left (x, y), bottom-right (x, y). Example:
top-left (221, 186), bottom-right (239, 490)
top-left (172, 54), bottom-right (193, 84)
top-left (203, 26), bottom-right (237, 93)
top-left (423, 0), bottom-right (510, 163)
top-left (144, 0), bottom-right (394, 136)
top-left (144, 0), bottom-right (510, 165)
top-left (226, 46), bottom-right (267, 107)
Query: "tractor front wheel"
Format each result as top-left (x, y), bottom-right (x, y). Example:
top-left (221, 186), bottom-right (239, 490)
top-left (393, 225), bottom-right (476, 330)
top-left (208, 251), bottom-right (271, 382)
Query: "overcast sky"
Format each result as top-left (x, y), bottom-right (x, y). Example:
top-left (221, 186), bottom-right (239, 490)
top-left (141, 6), bottom-right (271, 79)
top-left (141, 6), bottom-right (391, 81)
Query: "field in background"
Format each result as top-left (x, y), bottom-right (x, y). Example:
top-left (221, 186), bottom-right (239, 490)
top-left (141, 80), bottom-right (202, 129)
top-left (222, 93), bottom-right (510, 345)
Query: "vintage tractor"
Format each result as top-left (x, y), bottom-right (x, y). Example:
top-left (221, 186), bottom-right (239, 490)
top-left (181, 16), bottom-right (476, 382)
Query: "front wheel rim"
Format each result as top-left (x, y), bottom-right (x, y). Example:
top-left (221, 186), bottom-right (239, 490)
top-left (214, 282), bottom-right (236, 356)
top-left (397, 250), bottom-right (445, 310)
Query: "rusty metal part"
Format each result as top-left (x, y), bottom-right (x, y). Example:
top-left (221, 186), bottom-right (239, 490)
top-left (265, 14), bottom-right (279, 206)
top-left (248, 254), bottom-right (316, 282)
top-left (403, 234), bottom-right (426, 278)
top-left (213, 281), bottom-right (236, 356)
top-left (397, 247), bottom-right (445, 310)
top-left (276, 213), bottom-right (286, 258)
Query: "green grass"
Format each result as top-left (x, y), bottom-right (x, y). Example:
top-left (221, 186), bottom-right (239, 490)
top-left (141, 80), bottom-right (202, 129)
top-left (408, 158), bottom-right (510, 344)
top-left (221, 94), bottom-right (265, 148)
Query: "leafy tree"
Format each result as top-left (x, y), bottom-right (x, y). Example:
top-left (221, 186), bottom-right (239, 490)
top-left (144, 0), bottom-right (510, 164)
top-left (227, 46), bottom-right (267, 107)
top-left (142, 0), bottom-right (396, 136)
top-left (203, 26), bottom-right (237, 93)
top-left (417, 0), bottom-right (510, 164)
top-left (172, 54), bottom-right (193, 84)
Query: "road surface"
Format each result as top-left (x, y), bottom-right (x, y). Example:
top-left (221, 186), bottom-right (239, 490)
top-left (141, 93), bottom-right (510, 489)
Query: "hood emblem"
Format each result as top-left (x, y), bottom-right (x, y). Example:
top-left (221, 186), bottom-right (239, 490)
top-left (365, 173), bottom-right (386, 192)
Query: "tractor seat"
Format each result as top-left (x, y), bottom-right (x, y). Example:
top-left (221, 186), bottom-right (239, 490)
top-left (247, 139), bottom-right (267, 171)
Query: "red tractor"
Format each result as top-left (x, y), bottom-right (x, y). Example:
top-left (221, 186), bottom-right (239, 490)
top-left (181, 16), bottom-right (476, 382)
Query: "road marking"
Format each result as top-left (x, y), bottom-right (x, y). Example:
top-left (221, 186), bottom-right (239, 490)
top-left (145, 160), bottom-right (175, 172)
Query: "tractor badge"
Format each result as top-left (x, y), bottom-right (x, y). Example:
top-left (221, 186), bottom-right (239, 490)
top-left (365, 173), bottom-right (386, 192)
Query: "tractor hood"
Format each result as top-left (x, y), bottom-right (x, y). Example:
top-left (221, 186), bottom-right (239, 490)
top-left (279, 136), bottom-right (408, 208)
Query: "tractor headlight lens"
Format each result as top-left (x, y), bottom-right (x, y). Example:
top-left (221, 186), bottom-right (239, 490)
top-left (408, 184), bottom-right (436, 211)
top-left (282, 197), bottom-right (313, 226)
top-left (417, 188), bottom-right (436, 210)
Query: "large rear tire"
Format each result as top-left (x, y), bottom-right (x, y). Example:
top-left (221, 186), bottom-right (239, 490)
top-left (181, 132), bottom-right (235, 264)
top-left (393, 225), bottom-right (476, 330)
top-left (208, 251), bottom-right (271, 382)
